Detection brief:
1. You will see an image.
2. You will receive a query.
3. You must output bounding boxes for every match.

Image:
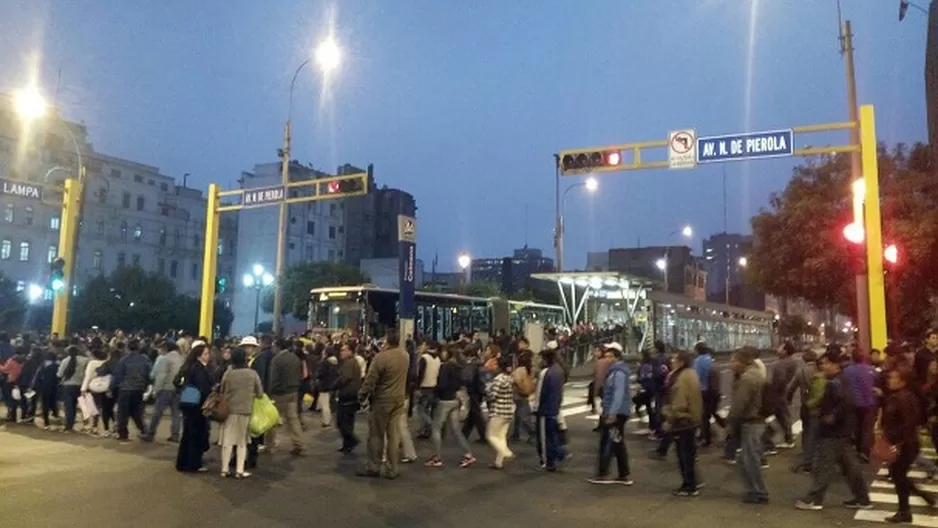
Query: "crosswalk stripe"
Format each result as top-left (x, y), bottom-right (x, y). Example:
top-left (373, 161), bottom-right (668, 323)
top-left (869, 492), bottom-right (932, 507)
top-left (877, 468), bottom-right (931, 480)
top-left (871, 479), bottom-right (938, 493)
top-left (855, 509), bottom-right (938, 527)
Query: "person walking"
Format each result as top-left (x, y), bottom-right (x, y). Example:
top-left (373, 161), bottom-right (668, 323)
top-left (663, 349), bottom-right (704, 496)
top-left (143, 341), bottom-right (183, 442)
top-left (424, 346), bottom-right (476, 469)
top-left (110, 339), bottom-right (152, 442)
top-left (588, 343), bottom-right (633, 486)
top-left (176, 342), bottom-right (213, 473)
top-left (268, 339), bottom-right (305, 456)
top-left (357, 329), bottom-right (409, 479)
top-left (486, 356), bottom-right (516, 469)
top-left (335, 342), bottom-right (363, 453)
top-left (728, 347), bottom-right (769, 504)
top-left (218, 347), bottom-right (263, 479)
top-left (57, 345), bottom-right (88, 432)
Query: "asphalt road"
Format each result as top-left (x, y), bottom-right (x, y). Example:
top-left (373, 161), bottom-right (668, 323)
top-left (0, 382), bottom-right (885, 528)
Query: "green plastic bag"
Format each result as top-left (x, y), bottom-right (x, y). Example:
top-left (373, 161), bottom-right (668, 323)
top-left (249, 394), bottom-right (280, 437)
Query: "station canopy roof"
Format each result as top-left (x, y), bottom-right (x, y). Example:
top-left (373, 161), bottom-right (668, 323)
top-left (529, 271), bottom-right (657, 291)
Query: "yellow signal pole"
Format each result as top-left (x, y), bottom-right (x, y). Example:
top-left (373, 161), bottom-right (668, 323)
top-left (860, 105), bottom-right (887, 350)
top-left (51, 171), bottom-right (84, 337)
top-left (198, 183), bottom-right (221, 340)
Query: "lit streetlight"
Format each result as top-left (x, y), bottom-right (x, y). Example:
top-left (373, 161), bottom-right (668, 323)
top-left (244, 264), bottom-right (275, 333)
top-left (658, 224), bottom-right (694, 293)
top-left (458, 252), bottom-right (472, 287)
top-left (26, 283), bottom-right (44, 304)
top-left (681, 225), bottom-right (693, 238)
top-left (14, 86), bottom-right (47, 121)
top-left (554, 176), bottom-right (600, 272)
top-left (738, 256), bottom-right (748, 267)
top-left (273, 36), bottom-right (343, 336)
top-left (655, 258), bottom-right (667, 271)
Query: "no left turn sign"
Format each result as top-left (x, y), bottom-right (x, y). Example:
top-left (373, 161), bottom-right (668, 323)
top-left (668, 129), bottom-right (697, 170)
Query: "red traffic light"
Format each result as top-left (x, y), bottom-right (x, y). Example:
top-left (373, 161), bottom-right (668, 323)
top-left (560, 150), bottom-right (622, 173)
top-left (884, 244), bottom-right (898, 264)
top-left (326, 180), bottom-right (340, 193)
top-left (843, 223), bottom-right (864, 244)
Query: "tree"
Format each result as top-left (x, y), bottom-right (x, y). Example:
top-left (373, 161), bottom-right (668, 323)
top-left (262, 261), bottom-right (369, 319)
top-left (70, 266), bottom-right (180, 332)
top-left (749, 143), bottom-right (938, 340)
top-left (777, 314), bottom-right (818, 340)
top-left (457, 280), bottom-right (502, 298)
top-left (0, 271), bottom-right (26, 330)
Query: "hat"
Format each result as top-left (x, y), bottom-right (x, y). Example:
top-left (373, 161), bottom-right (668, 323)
top-left (239, 336), bottom-right (259, 347)
top-left (546, 340), bottom-right (559, 350)
top-left (604, 342), bottom-right (624, 353)
top-left (191, 339), bottom-right (207, 350)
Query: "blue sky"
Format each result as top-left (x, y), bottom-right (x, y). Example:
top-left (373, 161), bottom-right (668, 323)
top-left (0, 1), bottom-right (928, 271)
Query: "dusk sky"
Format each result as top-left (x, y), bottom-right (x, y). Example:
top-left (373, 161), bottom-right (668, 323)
top-left (0, 1), bottom-right (928, 271)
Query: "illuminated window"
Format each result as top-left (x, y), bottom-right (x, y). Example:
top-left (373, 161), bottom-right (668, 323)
top-left (47, 245), bottom-right (57, 263)
top-left (0, 239), bottom-right (10, 260)
top-left (19, 241), bottom-right (30, 261)
top-left (133, 223), bottom-right (142, 241)
top-left (50, 215), bottom-right (60, 231)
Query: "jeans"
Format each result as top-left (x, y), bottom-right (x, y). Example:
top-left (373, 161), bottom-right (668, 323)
top-left (536, 415), bottom-right (566, 469)
top-left (416, 388), bottom-right (435, 435)
top-left (319, 391), bottom-right (333, 426)
top-left (805, 437), bottom-right (870, 505)
top-left (92, 392), bottom-right (116, 432)
top-left (336, 398), bottom-right (359, 450)
top-left (739, 422), bottom-right (768, 499)
top-left (597, 415), bottom-right (630, 479)
top-left (61, 385), bottom-right (80, 431)
top-left (487, 415), bottom-right (514, 467)
top-left (674, 428), bottom-right (698, 490)
top-left (432, 399), bottom-right (472, 459)
top-left (511, 397), bottom-right (535, 441)
top-left (148, 390), bottom-right (181, 439)
top-left (461, 397), bottom-right (486, 441)
top-left (855, 406), bottom-right (876, 458)
top-left (700, 390), bottom-right (725, 445)
top-left (802, 414), bottom-right (819, 467)
top-left (117, 390), bottom-right (145, 439)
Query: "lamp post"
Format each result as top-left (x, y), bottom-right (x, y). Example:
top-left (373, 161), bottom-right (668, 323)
top-left (14, 86), bottom-right (86, 336)
top-left (243, 264), bottom-right (275, 334)
top-left (458, 252), bottom-right (471, 287)
top-left (272, 37), bottom-right (341, 336)
top-left (554, 176), bottom-right (598, 272)
top-left (660, 225), bottom-right (692, 293)
top-left (728, 256), bottom-right (748, 306)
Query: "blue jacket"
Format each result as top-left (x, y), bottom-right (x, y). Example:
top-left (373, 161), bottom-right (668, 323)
top-left (638, 362), bottom-right (655, 393)
top-left (537, 364), bottom-right (565, 417)
top-left (694, 354), bottom-right (713, 392)
top-left (110, 352), bottom-right (152, 392)
top-left (602, 361), bottom-right (631, 418)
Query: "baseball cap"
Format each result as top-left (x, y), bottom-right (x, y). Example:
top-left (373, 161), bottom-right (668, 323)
top-left (239, 336), bottom-right (259, 347)
top-left (604, 342), bottom-right (623, 353)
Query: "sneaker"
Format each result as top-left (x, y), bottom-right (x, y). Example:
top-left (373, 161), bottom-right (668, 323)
top-left (765, 449), bottom-right (779, 456)
top-left (617, 477), bottom-right (635, 486)
top-left (761, 463), bottom-right (770, 469)
top-left (458, 455), bottom-right (477, 468)
top-left (424, 458), bottom-right (443, 468)
top-left (723, 458), bottom-right (737, 466)
top-left (843, 500), bottom-right (873, 510)
top-left (672, 488), bottom-right (699, 497)
top-left (401, 457), bottom-right (418, 464)
top-left (795, 500), bottom-right (823, 511)
top-left (694, 482), bottom-right (706, 491)
top-left (776, 442), bottom-right (796, 449)
top-left (588, 476), bottom-right (616, 485)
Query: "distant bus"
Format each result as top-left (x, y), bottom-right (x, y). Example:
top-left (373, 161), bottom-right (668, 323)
top-left (308, 285), bottom-right (564, 341)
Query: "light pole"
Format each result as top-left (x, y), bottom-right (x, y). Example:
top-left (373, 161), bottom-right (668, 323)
top-left (554, 176), bottom-right (598, 272)
top-left (243, 264), bottom-right (274, 334)
top-left (660, 225), bottom-right (692, 293)
top-left (273, 37), bottom-right (341, 336)
top-left (14, 86), bottom-right (86, 336)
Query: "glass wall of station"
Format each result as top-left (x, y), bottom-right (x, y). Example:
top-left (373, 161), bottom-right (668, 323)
top-left (653, 301), bottom-right (773, 351)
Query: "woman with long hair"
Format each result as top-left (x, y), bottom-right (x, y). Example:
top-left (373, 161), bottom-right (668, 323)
top-left (57, 345), bottom-right (88, 432)
top-left (176, 342), bottom-right (213, 473)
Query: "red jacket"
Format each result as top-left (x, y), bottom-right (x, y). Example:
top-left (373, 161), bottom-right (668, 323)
top-left (0, 357), bottom-right (24, 384)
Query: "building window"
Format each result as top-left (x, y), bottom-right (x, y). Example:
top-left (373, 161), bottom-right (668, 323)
top-left (133, 223), bottom-right (142, 241)
top-left (290, 216), bottom-right (296, 225)
top-left (50, 215), bottom-right (60, 231)
top-left (97, 188), bottom-right (108, 204)
top-left (133, 174), bottom-right (144, 183)
top-left (328, 225), bottom-right (336, 240)
top-left (306, 221), bottom-right (315, 236)
top-left (24, 206), bottom-right (33, 226)
top-left (121, 192), bottom-right (131, 209)
top-left (328, 249), bottom-right (335, 261)
top-left (132, 254), bottom-right (141, 267)
top-left (136, 196), bottom-right (145, 211)
top-left (120, 221), bottom-right (127, 240)
top-left (192, 234), bottom-right (199, 248)
top-left (158, 258), bottom-right (165, 275)
top-left (190, 263), bottom-right (198, 280)
top-left (93, 250), bottom-right (102, 270)
top-left (0, 239), bottom-right (10, 260)
top-left (110, 168), bottom-right (122, 179)
top-left (159, 228), bottom-right (166, 247)
top-left (43, 289), bottom-right (53, 301)
top-left (160, 182), bottom-right (168, 192)
top-left (16, 281), bottom-right (24, 292)
top-left (47, 245), bottom-right (56, 263)
top-left (3, 204), bottom-right (12, 223)
top-left (117, 252), bottom-right (126, 267)
top-left (148, 179), bottom-right (155, 186)
top-left (96, 220), bottom-right (105, 236)
top-left (19, 242), bottom-right (30, 261)
top-left (305, 244), bottom-right (315, 261)
top-left (174, 228), bottom-right (181, 247)
top-left (330, 203), bottom-right (337, 216)
top-left (170, 260), bottom-right (178, 278)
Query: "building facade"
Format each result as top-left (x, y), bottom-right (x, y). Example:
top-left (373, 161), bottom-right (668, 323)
top-left (0, 93), bottom-right (236, 313)
top-left (470, 247), bottom-right (554, 294)
top-left (702, 232), bottom-right (763, 308)
top-left (606, 246), bottom-right (707, 300)
top-left (342, 163), bottom-right (417, 268)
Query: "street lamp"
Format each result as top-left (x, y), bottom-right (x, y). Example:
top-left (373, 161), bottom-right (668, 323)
top-left (26, 283), bottom-right (44, 304)
top-left (458, 252), bottom-right (472, 287)
top-left (554, 176), bottom-right (599, 272)
top-left (14, 87), bottom-right (47, 121)
top-left (738, 256), bottom-right (748, 267)
top-left (244, 264), bottom-right (275, 334)
top-left (273, 36), bottom-right (342, 336)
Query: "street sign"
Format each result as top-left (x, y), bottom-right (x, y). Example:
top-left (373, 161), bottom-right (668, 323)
top-left (0, 178), bottom-right (43, 200)
top-left (242, 185), bottom-right (285, 208)
top-left (697, 129), bottom-right (794, 163)
top-left (668, 129), bottom-right (698, 169)
top-left (398, 215), bottom-right (417, 322)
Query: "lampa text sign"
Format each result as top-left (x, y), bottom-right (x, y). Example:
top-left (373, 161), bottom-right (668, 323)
top-left (697, 129), bottom-right (794, 163)
top-left (0, 179), bottom-right (43, 200)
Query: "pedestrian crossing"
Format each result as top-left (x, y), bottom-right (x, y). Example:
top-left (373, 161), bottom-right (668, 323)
top-left (855, 447), bottom-right (938, 526)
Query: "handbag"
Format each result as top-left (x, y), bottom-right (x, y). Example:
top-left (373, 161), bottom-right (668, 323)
top-left (179, 386), bottom-right (202, 406)
top-left (872, 434), bottom-right (898, 464)
top-left (202, 389), bottom-right (230, 422)
top-left (89, 375), bottom-right (111, 394)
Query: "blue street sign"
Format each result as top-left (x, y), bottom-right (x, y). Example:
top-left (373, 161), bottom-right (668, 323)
top-left (398, 215), bottom-right (417, 322)
top-left (0, 178), bottom-right (43, 201)
top-left (696, 129), bottom-right (794, 163)
top-left (242, 186), bottom-right (286, 207)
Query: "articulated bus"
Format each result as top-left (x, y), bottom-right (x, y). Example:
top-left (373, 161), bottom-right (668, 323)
top-left (308, 285), bottom-right (564, 341)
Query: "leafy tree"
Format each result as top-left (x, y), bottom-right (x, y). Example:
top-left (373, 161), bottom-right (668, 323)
top-left (0, 271), bottom-right (26, 330)
top-left (777, 314), bottom-right (817, 340)
top-left (749, 143), bottom-right (938, 340)
top-left (458, 280), bottom-right (503, 298)
top-left (262, 261), bottom-right (369, 319)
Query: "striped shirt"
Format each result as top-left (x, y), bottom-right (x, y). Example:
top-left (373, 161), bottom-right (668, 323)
top-left (487, 372), bottom-right (516, 418)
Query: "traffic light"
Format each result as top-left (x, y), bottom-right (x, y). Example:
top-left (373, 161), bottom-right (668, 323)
top-left (884, 244), bottom-right (898, 265)
top-left (321, 174), bottom-right (366, 195)
top-left (843, 222), bottom-right (864, 244)
top-left (558, 149), bottom-right (622, 175)
top-left (215, 276), bottom-right (228, 294)
top-left (50, 257), bottom-right (66, 292)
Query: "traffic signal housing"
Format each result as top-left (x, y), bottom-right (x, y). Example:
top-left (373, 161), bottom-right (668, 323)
top-left (215, 276), bottom-right (228, 294)
top-left (319, 172), bottom-right (368, 196)
top-left (558, 149), bottom-right (622, 176)
top-left (50, 257), bottom-right (66, 292)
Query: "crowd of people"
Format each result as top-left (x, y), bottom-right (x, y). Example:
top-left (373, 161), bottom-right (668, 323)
top-left (4, 325), bottom-right (938, 524)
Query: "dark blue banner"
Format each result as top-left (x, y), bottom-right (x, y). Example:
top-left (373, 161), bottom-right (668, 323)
top-left (397, 215), bottom-right (417, 321)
